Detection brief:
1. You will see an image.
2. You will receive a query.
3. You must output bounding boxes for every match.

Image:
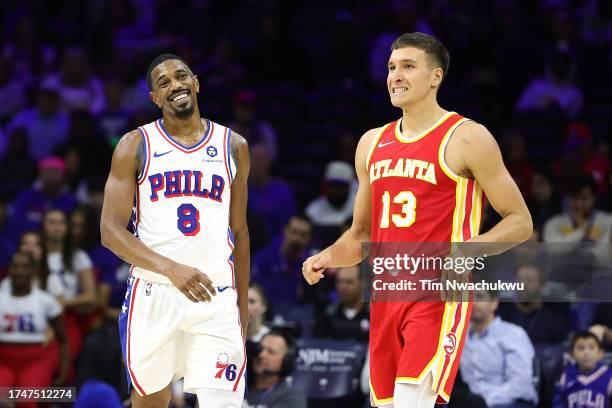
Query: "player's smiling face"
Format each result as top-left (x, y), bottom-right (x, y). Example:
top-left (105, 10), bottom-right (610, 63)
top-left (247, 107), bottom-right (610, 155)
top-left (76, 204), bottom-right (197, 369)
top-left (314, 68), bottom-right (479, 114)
top-left (387, 47), bottom-right (442, 108)
top-left (150, 59), bottom-right (199, 119)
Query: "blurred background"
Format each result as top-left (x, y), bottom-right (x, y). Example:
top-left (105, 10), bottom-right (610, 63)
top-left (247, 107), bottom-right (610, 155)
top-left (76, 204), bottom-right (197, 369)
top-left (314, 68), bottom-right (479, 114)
top-left (0, 0), bottom-right (611, 407)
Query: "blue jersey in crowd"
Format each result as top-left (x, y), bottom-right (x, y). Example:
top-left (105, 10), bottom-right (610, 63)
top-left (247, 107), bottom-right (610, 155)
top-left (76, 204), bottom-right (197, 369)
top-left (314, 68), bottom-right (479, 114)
top-left (553, 361), bottom-right (612, 408)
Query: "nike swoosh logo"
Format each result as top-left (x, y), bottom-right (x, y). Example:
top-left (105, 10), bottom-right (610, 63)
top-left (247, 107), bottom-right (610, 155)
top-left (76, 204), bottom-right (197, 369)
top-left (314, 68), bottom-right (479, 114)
top-left (378, 141), bottom-right (395, 148)
top-left (154, 150), bottom-right (172, 158)
top-left (217, 286), bottom-right (230, 292)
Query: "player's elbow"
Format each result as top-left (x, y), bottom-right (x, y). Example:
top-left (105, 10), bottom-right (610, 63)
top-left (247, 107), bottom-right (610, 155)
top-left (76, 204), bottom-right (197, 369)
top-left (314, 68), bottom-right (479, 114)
top-left (100, 221), bottom-right (117, 250)
top-left (518, 210), bottom-right (533, 243)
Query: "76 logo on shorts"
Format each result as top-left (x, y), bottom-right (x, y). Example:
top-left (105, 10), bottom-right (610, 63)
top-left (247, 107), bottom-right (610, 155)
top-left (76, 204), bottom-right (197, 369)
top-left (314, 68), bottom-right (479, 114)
top-left (215, 352), bottom-right (237, 381)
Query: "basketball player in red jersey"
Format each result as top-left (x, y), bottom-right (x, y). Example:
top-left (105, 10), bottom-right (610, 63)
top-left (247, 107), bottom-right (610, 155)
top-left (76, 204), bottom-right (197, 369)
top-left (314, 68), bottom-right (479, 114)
top-left (303, 32), bottom-right (532, 407)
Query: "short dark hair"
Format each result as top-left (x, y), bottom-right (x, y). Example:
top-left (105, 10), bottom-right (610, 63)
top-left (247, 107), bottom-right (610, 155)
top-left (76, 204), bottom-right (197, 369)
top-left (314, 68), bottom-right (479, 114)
top-left (146, 53), bottom-right (191, 90)
top-left (567, 174), bottom-right (598, 197)
top-left (570, 331), bottom-right (602, 351)
top-left (10, 250), bottom-right (35, 269)
top-left (391, 32), bottom-right (450, 80)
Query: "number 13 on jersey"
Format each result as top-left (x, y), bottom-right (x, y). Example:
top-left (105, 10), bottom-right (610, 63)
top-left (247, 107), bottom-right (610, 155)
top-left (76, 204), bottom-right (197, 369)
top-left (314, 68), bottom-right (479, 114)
top-left (380, 190), bottom-right (417, 228)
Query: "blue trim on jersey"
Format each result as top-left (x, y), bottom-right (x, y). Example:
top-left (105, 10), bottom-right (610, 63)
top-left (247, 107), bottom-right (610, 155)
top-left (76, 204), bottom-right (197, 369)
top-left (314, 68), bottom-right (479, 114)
top-left (118, 276), bottom-right (134, 391)
top-left (228, 227), bottom-right (235, 245)
top-left (136, 127), bottom-right (147, 182)
top-left (227, 129), bottom-right (234, 182)
top-left (158, 118), bottom-right (212, 151)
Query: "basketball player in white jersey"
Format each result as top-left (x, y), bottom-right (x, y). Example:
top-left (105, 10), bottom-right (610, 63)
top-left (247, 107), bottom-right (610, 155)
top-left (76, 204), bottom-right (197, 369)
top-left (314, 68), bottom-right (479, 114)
top-left (100, 54), bottom-right (250, 408)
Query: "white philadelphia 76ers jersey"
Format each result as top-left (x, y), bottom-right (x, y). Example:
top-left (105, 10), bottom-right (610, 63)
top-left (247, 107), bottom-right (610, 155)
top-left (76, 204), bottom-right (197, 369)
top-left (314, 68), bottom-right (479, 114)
top-left (131, 118), bottom-right (237, 287)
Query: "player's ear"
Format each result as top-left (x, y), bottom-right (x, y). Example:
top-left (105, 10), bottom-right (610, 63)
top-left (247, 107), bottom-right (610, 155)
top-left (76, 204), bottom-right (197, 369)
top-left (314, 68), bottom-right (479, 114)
top-left (431, 67), bottom-right (443, 88)
top-left (193, 75), bottom-right (200, 94)
top-left (149, 91), bottom-right (161, 109)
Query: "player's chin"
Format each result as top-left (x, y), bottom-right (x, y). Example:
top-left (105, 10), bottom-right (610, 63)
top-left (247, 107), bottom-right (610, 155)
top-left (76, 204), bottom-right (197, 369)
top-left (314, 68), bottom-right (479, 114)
top-left (174, 104), bottom-right (195, 119)
top-left (389, 93), bottom-right (409, 107)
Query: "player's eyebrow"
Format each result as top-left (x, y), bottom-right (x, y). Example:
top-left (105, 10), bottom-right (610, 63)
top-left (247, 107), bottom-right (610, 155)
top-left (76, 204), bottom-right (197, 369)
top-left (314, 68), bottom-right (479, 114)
top-left (156, 74), bottom-right (168, 85)
top-left (388, 58), bottom-right (418, 66)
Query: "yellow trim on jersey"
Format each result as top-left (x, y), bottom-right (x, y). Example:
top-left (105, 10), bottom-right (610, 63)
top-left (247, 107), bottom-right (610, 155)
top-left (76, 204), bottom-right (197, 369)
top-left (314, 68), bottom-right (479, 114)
top-left (395, 111), bottom-right (455, 144)
top-left (395, 302), bottom-right (456, 384)
top-left (437, 118), bottom-right (470, 182)
top-left (370, 380), bottom-right (394, 406)
top-left (365, 123), bottom-right (392, 173)
top-left (451, 178), bottom-right (469, 242)
top-left (430, 302), bottom-right (458, 388)
top-left (469, 182), bottom-right (483, 237)
top-left (437, 300), bottom-right (470, 402)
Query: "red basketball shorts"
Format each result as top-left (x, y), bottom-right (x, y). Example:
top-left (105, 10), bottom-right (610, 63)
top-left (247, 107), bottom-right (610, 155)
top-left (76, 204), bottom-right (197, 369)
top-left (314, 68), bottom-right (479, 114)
top-left (369, 299), bottom-right (472, 405)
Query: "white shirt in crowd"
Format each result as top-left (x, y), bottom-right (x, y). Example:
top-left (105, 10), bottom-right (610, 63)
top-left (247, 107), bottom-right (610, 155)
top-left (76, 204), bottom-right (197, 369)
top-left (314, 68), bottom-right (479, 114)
top-left (0, 287), bottom-right (62, 343)
top-left (46, 250), bottom-right (93, 300)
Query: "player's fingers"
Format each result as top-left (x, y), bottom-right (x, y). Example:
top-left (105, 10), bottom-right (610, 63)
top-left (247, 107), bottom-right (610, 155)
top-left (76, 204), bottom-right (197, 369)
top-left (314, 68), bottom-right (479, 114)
top-left (193, 283), bottom-right (212, 302)
top-left (181, 288), bottom-right (200, 303)
top-left (197, 275), bottom-right (216, 297)
top-left (312, 254), bottom-right (329, 270)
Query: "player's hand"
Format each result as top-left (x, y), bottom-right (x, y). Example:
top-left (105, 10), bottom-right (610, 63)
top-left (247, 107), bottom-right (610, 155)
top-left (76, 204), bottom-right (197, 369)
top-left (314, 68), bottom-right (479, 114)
top-left (440, 252), bottom-right (471, 303)
top-left (164, 261), bottom-right (216, 302)
top-left (302, 252), bottom-right (330, 285)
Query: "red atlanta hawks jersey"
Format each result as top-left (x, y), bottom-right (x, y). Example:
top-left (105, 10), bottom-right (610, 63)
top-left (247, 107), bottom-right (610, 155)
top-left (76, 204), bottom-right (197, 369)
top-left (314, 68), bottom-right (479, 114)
top-left (367, 112), bottom-right (485, 244)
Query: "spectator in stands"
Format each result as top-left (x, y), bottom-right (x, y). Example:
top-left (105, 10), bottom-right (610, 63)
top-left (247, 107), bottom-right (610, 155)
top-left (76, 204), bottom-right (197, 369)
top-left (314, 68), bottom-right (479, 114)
top-left (57, 110), bottom-right (113, 183)
top-left (11, 157), bottom-right (77, 232)
top-left (196, 37), bottom-right (245, 90)
top-left (249, 143), bottom-right (296, 239)
top-left (544, 174), bottom-right (612, 244)
top-left (516, 48), bottom-right (583, 119)
top-left (528, 169), bottom-right (562, 233)
top-left (498, 264), bottom-right (569, 345)
top-left (554, 123), bottom-right (610, 194)
top-left (552, 331), bottom-right (612, 407)
top-left (0, 251), bottom-right (69, 394)
top-left (503, 131), bottom-right (534, 197)
top-left (0, 127), bottom-right (37, 199)
top-left (0, 57), bottom-right (26, 123)
top-left (314, 265), bottom-right (369, 343)
top-left (41, 46), bottom-right (105, 114)
top-left (252, 215), bottom-right (312, 305)
top-left (0, 200), bottom-right (17, 273)
top-left (248, 283), bottom-right (271, 343)
top-left (97, 78), bottom-right (131, 148)
top-left (230, 89), bottom-right (279, 160)
top-left (42, 208), bottom-right (96, 310)
top-left (42, 209), bottom-right (96, 372)
top-left (305, 161), bottom-right (356, 227)
top-left (5, 85), bottom-right (70, 161)
top-left (70, 204), bottom-right (127, 321)
top-left (460, 289), bottom-right (538, 408)
top-left (245, 330), bottom-right (307, 408)
top-left (1, 13), bottom-right (56, 81)
top-left (17, 231), bottom-right (47, 286)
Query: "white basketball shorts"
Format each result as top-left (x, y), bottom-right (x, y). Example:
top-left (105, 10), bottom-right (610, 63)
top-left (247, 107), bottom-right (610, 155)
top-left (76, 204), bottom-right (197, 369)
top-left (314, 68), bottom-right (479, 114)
top-left (118, 275), bottom-right (246, 396)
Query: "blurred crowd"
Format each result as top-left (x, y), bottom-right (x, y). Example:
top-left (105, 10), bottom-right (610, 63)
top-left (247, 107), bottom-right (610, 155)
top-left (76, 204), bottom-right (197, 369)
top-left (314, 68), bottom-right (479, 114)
top-left (0, 0), bottom-right (612, 407)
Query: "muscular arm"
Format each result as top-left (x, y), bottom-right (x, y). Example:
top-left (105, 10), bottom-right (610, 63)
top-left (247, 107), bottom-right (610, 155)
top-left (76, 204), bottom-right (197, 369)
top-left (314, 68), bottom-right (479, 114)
top-left (450, 122), bottom-right (533, 254)
top-left (303, 128), bottom-right (378, 283)
top-left (100, 130), bottom-right (176, 274)
top-left (229, 132), bottom-right (251, 335)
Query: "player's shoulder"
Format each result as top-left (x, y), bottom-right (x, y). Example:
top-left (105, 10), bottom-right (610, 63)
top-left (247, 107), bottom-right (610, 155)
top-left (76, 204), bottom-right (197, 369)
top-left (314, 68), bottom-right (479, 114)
top-left (116, 128), bottom-right (143, 151)
top-left (452, 119), bottom-right (495, 145)
top-left (356, 124), bottom-right (388, 150)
